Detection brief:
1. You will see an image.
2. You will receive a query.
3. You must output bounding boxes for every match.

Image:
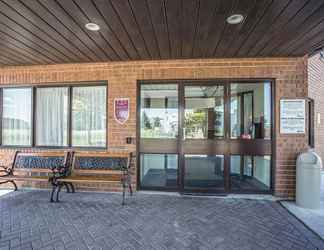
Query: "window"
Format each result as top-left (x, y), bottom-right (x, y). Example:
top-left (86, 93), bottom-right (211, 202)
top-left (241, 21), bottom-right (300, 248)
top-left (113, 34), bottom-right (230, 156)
top-left (2, 88), bottom-right (32, 146)
top-left (140, 153), bottom-right (178, 188)
top-left (0, 83), bottom-right (107, 148)
top-left (230, 82), bottom-right (271, 139)
top-left (230, 155), bottom-right (271, 191)
top-left (140, 84), bottom-right (178, 138)
top-left (36, 87), bottom-right (69, 146)
top-left (72, 86), bottom-right (106, 147)
top-left (184, 85), bottom-right (224, 139)
top-left (184, 155), bottom-right (224, 189)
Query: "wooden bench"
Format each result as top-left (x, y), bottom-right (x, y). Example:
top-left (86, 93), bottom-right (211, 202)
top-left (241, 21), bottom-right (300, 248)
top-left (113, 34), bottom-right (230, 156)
top-left (52, 152), bottom-right (135, 205)
top-left (0, 151), bottom-right (73, 197)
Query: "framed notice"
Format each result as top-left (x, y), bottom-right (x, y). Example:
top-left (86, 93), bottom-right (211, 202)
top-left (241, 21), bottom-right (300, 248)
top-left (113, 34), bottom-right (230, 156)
top-left (114, 98), bottom-right (130, 124)
top-left (280, 99), bottom-right (306, 134)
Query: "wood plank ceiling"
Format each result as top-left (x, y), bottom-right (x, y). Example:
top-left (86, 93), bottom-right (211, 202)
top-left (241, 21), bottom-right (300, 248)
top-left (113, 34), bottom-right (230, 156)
top-left (0, 0), bottom-right (324, 66)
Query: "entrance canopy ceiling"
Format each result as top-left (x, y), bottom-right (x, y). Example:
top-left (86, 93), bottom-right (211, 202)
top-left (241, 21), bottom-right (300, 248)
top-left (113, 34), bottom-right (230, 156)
top-left (0, 0), bottom-right (324, 66)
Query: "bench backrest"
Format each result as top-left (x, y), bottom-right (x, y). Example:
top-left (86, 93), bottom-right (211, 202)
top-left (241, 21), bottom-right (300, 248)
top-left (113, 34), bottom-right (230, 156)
top-left (14, 151), bottom-right (69, 170)
top-left (72, 152), bottom-right (129, 171)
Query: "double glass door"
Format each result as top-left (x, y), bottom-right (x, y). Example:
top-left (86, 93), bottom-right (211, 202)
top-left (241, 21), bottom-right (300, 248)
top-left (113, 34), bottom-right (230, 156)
top-left (139, 80), bottom-right (272, 194)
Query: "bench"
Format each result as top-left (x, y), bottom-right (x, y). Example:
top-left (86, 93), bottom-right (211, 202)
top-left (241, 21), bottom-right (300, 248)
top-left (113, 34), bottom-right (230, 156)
top-left (51, 151), bottom-right (135, 205)
top-left (0, 151), bottom-right (74, 199)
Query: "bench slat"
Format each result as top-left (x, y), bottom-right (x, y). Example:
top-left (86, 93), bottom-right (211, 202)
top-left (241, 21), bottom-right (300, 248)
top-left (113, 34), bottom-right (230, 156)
top-left (61, 175), bottom-right (121, 182)
top-left (1, 176), bottom-right (49, 181)
top-left (58, 178), bottom-right (120, 183)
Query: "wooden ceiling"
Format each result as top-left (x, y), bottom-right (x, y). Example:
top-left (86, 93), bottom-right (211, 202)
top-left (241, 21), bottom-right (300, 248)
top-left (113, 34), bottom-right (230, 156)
top-left (0, 0), bottom-right (324, 66)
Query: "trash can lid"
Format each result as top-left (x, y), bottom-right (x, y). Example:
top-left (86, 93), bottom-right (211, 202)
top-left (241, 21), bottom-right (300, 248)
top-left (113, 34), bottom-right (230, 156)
top-left (297, 151), bottom-right (322, 166)
top-left (298, 153), bottom-right (317, 164)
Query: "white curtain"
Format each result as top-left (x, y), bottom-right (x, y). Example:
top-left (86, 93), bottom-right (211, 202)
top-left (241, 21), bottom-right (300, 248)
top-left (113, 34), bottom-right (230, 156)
top-left (72, 86), bottom-right (106, 147)
top-left (2, 88), bottom-right (32, 145)
top-left (36, 87), bottom-right (68, 146)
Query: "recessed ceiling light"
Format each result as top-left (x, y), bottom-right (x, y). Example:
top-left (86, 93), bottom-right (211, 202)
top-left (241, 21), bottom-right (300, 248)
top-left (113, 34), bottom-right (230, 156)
top-left (85, 23), bottom-right (100, 31)
top-left (226, 14), bottom-right (244, 25)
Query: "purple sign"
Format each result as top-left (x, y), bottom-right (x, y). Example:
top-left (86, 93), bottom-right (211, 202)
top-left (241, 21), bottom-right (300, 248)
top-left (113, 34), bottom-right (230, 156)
top-left (114, 98), bottom-right (130, 124)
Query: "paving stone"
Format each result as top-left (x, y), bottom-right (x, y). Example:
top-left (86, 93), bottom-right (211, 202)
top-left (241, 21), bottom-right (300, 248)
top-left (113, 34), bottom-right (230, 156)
top-left (0, 190), bottom-right (324, 250)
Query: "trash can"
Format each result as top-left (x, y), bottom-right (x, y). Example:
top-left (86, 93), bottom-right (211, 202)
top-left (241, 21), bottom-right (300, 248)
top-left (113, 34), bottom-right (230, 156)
top-left (296, 150), bottom-right (322, 209)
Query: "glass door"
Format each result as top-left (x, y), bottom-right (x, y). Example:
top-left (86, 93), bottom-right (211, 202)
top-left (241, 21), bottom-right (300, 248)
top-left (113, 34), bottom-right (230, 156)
top-left (138, 80), bottom-right (273, 194)
top-left (180, 84), bottom-right (227, 193)
top-left (139, 84), bottom-right (179, 190)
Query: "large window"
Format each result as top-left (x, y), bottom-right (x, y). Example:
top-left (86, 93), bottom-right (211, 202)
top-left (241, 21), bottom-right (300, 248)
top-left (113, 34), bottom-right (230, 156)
top-left (36, 87), bottom-right (69, 146)
top-left (0, 83), bottom-right (107, 148)
top-left (2, 88), bottom-right (32, 146)
top-left (72, 86), bottom-right (106, 147)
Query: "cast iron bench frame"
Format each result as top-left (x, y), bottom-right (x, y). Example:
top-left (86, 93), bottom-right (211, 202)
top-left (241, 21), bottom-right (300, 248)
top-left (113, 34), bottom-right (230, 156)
top-left (0, 151), bottom-right (74, 200)
top-left (52, 151), bottom-right (135, 205)
top-left (0, 151), bottom-right (20, 190)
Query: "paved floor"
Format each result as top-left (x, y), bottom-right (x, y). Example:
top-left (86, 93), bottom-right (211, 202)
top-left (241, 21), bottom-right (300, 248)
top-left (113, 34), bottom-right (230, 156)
top-left (0, 190), bottom-right (324, 250)
top-left (0, 190), bottom-right (11, 197)
top-left (281, 171), bottom-right (324, 240)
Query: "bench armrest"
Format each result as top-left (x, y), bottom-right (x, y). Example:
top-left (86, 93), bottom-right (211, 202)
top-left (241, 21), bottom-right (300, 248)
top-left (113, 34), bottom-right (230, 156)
top-left (0, 169), bottom-right (11, 177)
top-left (0, 165), bottom-right (9, 170)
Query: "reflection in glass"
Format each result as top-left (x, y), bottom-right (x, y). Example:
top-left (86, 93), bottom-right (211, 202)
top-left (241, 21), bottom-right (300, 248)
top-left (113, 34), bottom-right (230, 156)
top-left (141, 84), bottom-right (178, 138)
top-left (184, 155), bottom-right (224, 189)
top-left (36, 87), bottom-right (69, 146)
top-left (2, 88), bottom-right (32, 146)
top-left (140, 154), bottom-right (178, 188)
top-left (230, 82), bottom-right (271, 139)
top-left (184, 86), bottom-right (224, 139)
top-left (230, 155), bottom-right (271, 191)
top-left (72, 86), bottom-right (106, 147)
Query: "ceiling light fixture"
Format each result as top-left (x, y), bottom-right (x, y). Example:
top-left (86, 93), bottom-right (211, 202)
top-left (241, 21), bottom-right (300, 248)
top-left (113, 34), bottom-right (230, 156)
top-left (85, 23), bottom-right (100, 31)
top-left (226, 14), bottom-right (244, 25)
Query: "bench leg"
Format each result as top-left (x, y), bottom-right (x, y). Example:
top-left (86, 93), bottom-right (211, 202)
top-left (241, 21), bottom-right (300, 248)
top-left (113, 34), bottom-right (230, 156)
top-left (50, 185), bottom-right (57, 203)
top-left (122, 182), bottom-right (126, 206)
top-left (56, 183), bottom-right (63, 202)
top-left (68, 182), bottom-right (75, 193)
top-left (64, 183), bottom-right (71, 193)
top-left (129, 183), bottom-right (133, 196)
top-left (0, 180), bottom-right (18, 191)
top-left (11, 180), bottom-right (18, 191)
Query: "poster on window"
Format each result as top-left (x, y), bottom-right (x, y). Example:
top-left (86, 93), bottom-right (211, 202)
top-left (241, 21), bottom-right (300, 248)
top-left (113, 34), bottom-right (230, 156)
top-left (280, 99), bottom-right (305, 134)
top-left (114, 98), bottom-right (130, 124)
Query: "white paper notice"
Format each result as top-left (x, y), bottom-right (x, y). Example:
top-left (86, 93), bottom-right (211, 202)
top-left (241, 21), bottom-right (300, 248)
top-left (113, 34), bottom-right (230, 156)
top-left (280, 99), bottom-right (305, 134)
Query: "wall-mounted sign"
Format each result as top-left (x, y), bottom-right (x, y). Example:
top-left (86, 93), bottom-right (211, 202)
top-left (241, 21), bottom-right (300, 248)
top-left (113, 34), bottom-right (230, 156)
top-left (280, 99), bottom-right (305, 134)
top-left (114, 98), bottom-right (130, 124)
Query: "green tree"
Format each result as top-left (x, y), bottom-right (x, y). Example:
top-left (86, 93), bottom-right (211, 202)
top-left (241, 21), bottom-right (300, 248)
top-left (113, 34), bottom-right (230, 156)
top-left (143, 112), bottom-right (152, 129)
top-left (153, 117), bottom-right (162, 129)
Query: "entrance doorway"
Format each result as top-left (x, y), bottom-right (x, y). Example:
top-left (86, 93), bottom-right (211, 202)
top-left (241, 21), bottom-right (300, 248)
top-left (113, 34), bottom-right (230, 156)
top-left (137, 80), bottom-right (273, 194)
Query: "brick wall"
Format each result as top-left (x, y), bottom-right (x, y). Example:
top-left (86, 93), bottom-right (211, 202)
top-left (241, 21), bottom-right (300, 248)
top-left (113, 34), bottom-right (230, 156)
top-left (308, 53), bottom-right (324, 164)
top-left (0, 57), bottom-right (309, 198)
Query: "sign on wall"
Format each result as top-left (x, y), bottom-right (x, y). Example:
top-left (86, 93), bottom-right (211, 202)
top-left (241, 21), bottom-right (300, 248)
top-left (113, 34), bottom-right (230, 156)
top-left (280, 99), bottom-right (306, 134)
top-left (114, 98), bottom-right (130, 124)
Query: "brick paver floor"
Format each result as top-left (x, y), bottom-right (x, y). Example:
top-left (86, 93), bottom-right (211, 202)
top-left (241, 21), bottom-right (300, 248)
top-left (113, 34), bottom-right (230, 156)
top-left (1, 190), bottom-right (324, 250)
